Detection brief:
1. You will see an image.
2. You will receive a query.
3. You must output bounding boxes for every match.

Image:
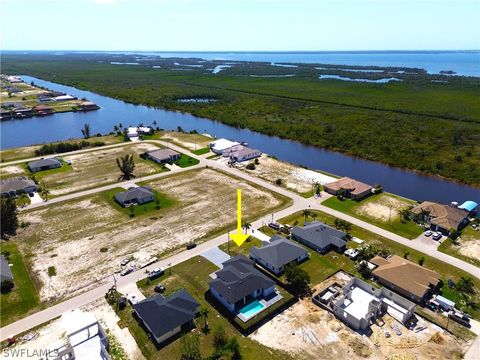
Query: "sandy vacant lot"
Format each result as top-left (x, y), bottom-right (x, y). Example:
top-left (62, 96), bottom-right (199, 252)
top-left (161, 132), bottom-right (213, 151)
top-left (0, 165), bottom-right (27, 178)
top-left (41, 143), bottom-right (162, 196)
top-left (235, 154), bottom-right (337, 194)
top-left (251, 274), bottom-right (467, 360)
top-left (16, 168), bottom-right (286, 301)
top-left (355, 193), bottom-right (413, 222)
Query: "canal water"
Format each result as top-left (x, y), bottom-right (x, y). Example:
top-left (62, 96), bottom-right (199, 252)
top-left (1, 75), bottom-right (478, 204)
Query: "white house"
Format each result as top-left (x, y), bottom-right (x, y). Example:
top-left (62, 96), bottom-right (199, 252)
top-left (209, 138), bottom-right (240, 155)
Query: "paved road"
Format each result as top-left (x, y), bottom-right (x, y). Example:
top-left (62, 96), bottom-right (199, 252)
top-left (1, 139), bottom-right (478, 340)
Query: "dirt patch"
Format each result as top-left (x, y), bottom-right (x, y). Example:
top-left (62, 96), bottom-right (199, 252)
top-left (43, 143), bottom-right (161, 196)
top-left (251, 273), bottom-right (468, 360)
top-left (232, 154), bottom-right (336, 194)
top-left (16, 168), bottom-right (285, 301)
top-left (457, 237), bottom-right (480, 260)
top-left (161, 132), bottom-right (212, 151)
top-left (0, 165), bottom-right (26, 178)
top-left (355, 194), bottom-right (412, 222)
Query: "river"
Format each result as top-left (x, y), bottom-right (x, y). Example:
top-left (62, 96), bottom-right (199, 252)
top-left (1, 75), bottom-right (479, 204)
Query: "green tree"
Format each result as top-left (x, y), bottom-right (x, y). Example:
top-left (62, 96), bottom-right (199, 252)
top-left (81, 123), bottom-right (91, 139)
top-left (418, 256), bottom-right (425, 266)
top-left (40, 182), bottom-right (50, 201)
top-left (301, 209), bottom-right (312, 222)
top-left (242, 222), bottom-right (252, 234)
top-left (1, 279), bottom-right (14, 294)
top-left (285, 262), bottom-right (311, 296)
top-left (199, 305), bottom-right (209, 333)
top-left (227, 337), bottom-right (242, 360)
top-left (154, 193), bottom-right (161, 210)
top-left (180, 334), bottom-right (201, 360)
top-left (116, 154), bottom-right (136, 180)
top-left (1, 197), bottom-right (18, 236)
top-left (398, 208), bottom-right (411, 223)
top-left (334, 218), bottom-right (352, 234)
top-left (357, 261), bottom-right (372, 279)
top-left (457, 277), bottom-right (475, 295)
top-left (313, 181), bottom-right (322, 196)
top-left (213, 324), bottom-right (227, 349)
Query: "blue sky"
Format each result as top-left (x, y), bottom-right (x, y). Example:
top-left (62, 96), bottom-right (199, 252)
top-left (1, 0), bottom-right (479, 51)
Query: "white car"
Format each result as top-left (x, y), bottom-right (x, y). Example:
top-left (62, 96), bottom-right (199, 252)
top-left (424, 230), bottom-right (433, 237)
top-left (432, 232), bottom-right (442, 241)
top-left (120, 266), bottom-right (134, 276)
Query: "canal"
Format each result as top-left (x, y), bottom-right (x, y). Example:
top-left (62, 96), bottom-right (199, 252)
top-left (1, 75), bottom-right (478, 204)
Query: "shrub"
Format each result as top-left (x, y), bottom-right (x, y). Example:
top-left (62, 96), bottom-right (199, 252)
top-left (48, 266), bottom-right (57, 277)
top-left (100, 247), bottom-right (108, 253)
top-left (418, 257), bottom-right (425, 266)
top-left (1, 279), bottom-right (14, 294)
top-left (246, 163), bottom-right (256, 170)
top-left (275, 178), bottom-right (283, 186)
top-left (254, 158), bottom-right (260, 165)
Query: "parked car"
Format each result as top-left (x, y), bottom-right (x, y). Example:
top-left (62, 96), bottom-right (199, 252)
top-left (28, 192), bottom-right (34, 197)
top-left (186, 242), bottom-right (197, 250)
top-left (424, 230), bottom-right (433, 237)
top-left (154, 284), bottom-right (166, 293)
top-left (120, 266), bottom-right (134, 276)
top-left (148, 267), bottom-right (164, 280)
top-left (120, 258), bottom-right (130, 266)
top-left (268, 222), bottom-right (281, 230)
top-left (448, 279), bottom-right (455, 289)
top-left (432, 232), bottom-right (442, 241)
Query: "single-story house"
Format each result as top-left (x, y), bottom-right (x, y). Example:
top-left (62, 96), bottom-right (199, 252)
top-left (324, 177), bottom-right (373, 200)
top-left (371, 255), bottom-right (440, 303)
top-left (77, 101), bottom-right (100, 111)
top-left (127, 126), bottom-right (153, 138)
top-left (0, 255), bottom-right (13, 283)
top-left (33, 105), bottom-right (54, 115)
top-left (291, 221), bottom-right (348, 254)
top-left (133, 289), bottom-right (200, 345)
top-left (222, 145), bottom-right (262, 163)
top-left (209, 138), bottom-right (240, 155)
top-left (0, 176), bottom-right (38, 197)
top-left (249, 235), bottom-right (309, 275)
top-left (28, 157), bottom-right (62, 172)
top-left (314, 276), bottom-right (415, 331)
top-left (6, 75), bottom-right (22, 83)
top-left (53, 95), bottom-right (77, 101)
top-left (15, 107), bottom-right (34, 117)
top-left (146, 149), bottom-right (181, 164)
top-left (458, 201), bottom-right (478, 217)
top-left (114, 186), bottom-right (154, 207)
top-left (411, 201), bottom-right (469, 235)
top-left (0, 109), bottom-right (14, 120)
top-left (209, 255), bottom-right (276, 313)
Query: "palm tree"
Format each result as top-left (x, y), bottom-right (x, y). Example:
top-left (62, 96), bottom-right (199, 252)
top-left (302, 209), bottom-right (312, 222)
top-left (457, 277), bottom-right (475, 295)
top-left (152, 120), bottom-right (157, 127)
top-left (199, 306), bottom-right (209, 332)
top-left (113, 125), bottom-right (119, 133)
top-left (313, 181), bottom-right (322, 196)
top-left (116, 154), bottom-right (136, 181)
top-left (40, 182), bottom-right (50, 201)
top-left (20, 193), bottom-right (28, 207)
top-left (81, 123), bottom-right (91, 139)
top-left (242, 222), bottom-right (252, 234)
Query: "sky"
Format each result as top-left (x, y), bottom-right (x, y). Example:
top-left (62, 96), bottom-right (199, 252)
top-left (1, 0), bottom-right (479, 51)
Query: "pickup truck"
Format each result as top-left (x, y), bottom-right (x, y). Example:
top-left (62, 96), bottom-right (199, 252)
top-left (148, 267), bottom-right (165, 280)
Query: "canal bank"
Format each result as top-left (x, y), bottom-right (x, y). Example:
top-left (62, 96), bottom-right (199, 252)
top-left (0, 75), bottom-right (478, 204)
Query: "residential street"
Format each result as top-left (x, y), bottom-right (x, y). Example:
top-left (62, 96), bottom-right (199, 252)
top-left (0, 139), bottom-right (478, 342)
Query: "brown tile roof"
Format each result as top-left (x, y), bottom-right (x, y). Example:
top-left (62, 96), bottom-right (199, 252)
top-left (372, 255), bottom-right (440, 299)
top-left (411, 201), bottom-right (468, 230)
top-left (324, 177), bottom-right (372, 196)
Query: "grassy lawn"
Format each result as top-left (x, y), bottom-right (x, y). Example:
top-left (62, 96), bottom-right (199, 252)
top-left (273, 209), bottom-right (480, 320)
top-left (438, 225), bottom-right (480, 268)
top-left (192, 147), bottom-right (210, 155)
top-left (15, 194), bottom-right (31, 207)
top-left (124, 256), bottom-right (295, 360)
top-left (0, 242), bottom-right (41, 325)
top-left (29, 160), bottom-right (73, 182)
top-left (100, 187), bottom-right (176, 217)
top-left (173, 154), bottom-right (200, 168)
top-left (322, 193), bottom-right (423, 239)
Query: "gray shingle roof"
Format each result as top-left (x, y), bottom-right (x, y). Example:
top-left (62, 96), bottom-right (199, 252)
top-left (114, 186), bottom-right (153, 203)
top-left (209, 255), bottom-right (275, 304)
top-left (292, 221), bottom-right (347, 250)
top-left (28, 158), bottom-right (61, 169)
top-left (250, 235), bottom-right (308, 269)
top-left (0, 177), bottom-right (37, 194)
top-left (0, 255), bottom-right (13, 282)
top-left (147, 149), bottom-right (180, 162)
top-left (133, 289), bottom-right (199, 340)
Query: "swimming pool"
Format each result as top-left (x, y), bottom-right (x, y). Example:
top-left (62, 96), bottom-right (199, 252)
top-left (239, 300), bottom-right (265, 318)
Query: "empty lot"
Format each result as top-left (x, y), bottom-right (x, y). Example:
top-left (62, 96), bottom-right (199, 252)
top-left (15, 168), bottom-right (289, 301)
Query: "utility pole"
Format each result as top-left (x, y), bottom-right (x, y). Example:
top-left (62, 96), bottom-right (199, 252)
top-left (227, 231), bottom-right (230, 255)
top-left (112, 273), bottom-right (118, 311)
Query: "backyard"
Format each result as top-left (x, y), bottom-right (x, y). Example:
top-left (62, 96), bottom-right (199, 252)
top-left (13, 168), bottom-right (290, 301)
top-left (438, 225), bottom-right (480, 268)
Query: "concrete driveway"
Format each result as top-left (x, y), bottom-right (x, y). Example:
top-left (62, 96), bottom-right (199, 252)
top-left (29, 192), bottom-right (44, 205)
top-left (412, 233), bottom-right (443, 250)
top-left (201, 247), bottom-right (231, 268)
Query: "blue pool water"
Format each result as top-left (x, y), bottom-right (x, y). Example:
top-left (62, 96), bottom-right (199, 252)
top-left (239, 300), bottom-right (265, 318)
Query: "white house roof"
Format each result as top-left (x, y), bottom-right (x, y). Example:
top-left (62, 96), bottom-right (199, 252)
top-left (210, 138), bottom-right (240, 152)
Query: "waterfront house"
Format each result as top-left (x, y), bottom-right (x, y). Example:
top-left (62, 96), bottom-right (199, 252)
top-left (28, 157), bottom-right (62, 172)
top-left (323, 177), bottom-right (373, 200)
top-left (249, 235), bottom-right (309, 275)
top-left (209, 255), bottom-right (276, 314)
top-left (0, 176), bottom-right (38, 197)
top-left (132, 289), bottom-right (200, 345)
top-left (209, 138), bottom-right (240, 155)
top-left (14, 107), bottom-right (34, 118)
top-left (458, 200), bottom-right (478, 217)
top-left (411, 201), bottom-right (469, 235)
top-left (146, 148), bottom-right (181, 164)
top-left (222, 145), bottom-right (262, 163)
top-left (371, 255), bottom-right (440, 303)
top-left (291, 221), bottom-right (348, 254)
top-left (53, 95), bottom-right (77, 101)
top-left (114, 186), bottom-right (154, 207)
top-left (0, 109), bottom-right (13, 120)
top-left (33, 104), bottom-right (54, 115)
top-left (77, 101), bottom-right (100, 111)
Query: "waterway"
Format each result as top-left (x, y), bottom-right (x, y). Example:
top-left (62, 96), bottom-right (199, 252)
top-left (1, 75), bottom-right (478, 204)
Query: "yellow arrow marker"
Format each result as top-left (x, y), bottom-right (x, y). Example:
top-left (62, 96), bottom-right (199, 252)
top-left (230, 189), bottom-right (249, 246)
